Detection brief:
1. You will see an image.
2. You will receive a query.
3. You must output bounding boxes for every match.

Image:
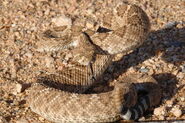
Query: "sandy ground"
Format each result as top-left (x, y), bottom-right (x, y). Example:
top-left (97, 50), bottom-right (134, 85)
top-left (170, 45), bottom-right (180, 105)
top-left (0, 0), bottom-right (185, 122)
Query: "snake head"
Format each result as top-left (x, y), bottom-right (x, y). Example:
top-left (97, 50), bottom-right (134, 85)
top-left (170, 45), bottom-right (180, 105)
top-left (72, 54), bottom-right (95, 66)
top-left (70, 33), bottom-right (97, 66)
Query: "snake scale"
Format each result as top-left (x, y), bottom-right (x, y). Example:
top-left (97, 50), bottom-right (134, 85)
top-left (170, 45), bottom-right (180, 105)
top-left (26, 1), bottom-right (162, 122)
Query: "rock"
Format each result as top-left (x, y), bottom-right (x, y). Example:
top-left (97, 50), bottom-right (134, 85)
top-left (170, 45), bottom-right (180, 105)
top-left (15, 83), bottom-right (23, 93)
top-left (44, 57), bottom-right (54, 68)
top-left (23, 52), bottom-right (33, 58)
top-left (177, 72), bottom-right (185, 79)
top-left (154, 106), bottom-right (166, 116)
top-left (138, 116), bottom-right (145, 121)
top-left (139, 67), bottom-right (149, 73)
top-left (163, 21), bottom-right (178, 29)
top-left (13, 83), bottom-right (31, 95)
top-left (171, 107), bottom-right (182, 117)
top-left (180, 97), bottom-right (185, 101)
top-left (158, 115), bottom-right (165, 120)
top-left (38, 117), bottom-right (45, 122)
top-left (52, 15), bottom-right (72, 27)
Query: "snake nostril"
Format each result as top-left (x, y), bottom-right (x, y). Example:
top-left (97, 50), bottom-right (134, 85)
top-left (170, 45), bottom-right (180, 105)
top-left (97, 27), bottom-right (112, 33)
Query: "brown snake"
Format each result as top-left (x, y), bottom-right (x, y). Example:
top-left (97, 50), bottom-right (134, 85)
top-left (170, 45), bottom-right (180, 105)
top-left (27, 1), bottom-right (162, 123)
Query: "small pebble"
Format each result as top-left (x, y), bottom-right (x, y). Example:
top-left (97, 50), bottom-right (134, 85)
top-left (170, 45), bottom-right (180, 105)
top-left (180, 97), bottom-right (185, 101)
top-left (139, 67), bottom-right (149, 73)
top-left (44, 57), bottom-right (54, 68)
top-left (163, 21), bottom-right (178, 29)
top-left (171, 107), bottom-right (182, 117)
top-left (154, 106), bottom-right (166, 116)
top-left (13, 83), bottom-right (31, 95)
top-left (158, 115), bottom-right (165, 120)
top-left (24, 52), bottom-right (33, 58)
top-left (16, 83), bottom-right (23, 93)
top-left (38, 117), bottom-right (45, 121)
top-left (52, 15), bottom-right (72, 26)
top-left (166, 100), bottom-right (173, 107)
top-left (138, 116), bottom-right (145, 121)
top-left (177, 72), bottom-right (185, 79)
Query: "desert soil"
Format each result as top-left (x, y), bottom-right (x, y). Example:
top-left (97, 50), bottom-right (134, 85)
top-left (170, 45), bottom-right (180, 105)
top-left (0, 0), bottom-right (185, 123)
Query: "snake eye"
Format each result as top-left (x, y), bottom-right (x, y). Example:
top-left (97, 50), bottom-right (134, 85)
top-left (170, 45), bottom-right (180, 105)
top-left (97, 27), bottom-right (112, 33)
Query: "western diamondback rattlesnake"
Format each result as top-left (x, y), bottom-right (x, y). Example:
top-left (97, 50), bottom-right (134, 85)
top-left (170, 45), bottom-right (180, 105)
top-left (27, 1), bottom-right (162, 123)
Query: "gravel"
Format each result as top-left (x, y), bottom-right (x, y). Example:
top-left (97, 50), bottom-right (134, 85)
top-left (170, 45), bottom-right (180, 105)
top-left (0, 0), bottom-right (185, 122)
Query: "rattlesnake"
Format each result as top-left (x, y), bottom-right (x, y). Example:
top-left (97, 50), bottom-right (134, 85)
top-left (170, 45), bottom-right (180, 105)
top-left (27, 1), bottom-right (161, 123)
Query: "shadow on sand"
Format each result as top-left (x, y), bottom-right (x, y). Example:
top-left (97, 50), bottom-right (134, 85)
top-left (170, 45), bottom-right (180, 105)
top-left (110, 26), bottom-right (185, 122)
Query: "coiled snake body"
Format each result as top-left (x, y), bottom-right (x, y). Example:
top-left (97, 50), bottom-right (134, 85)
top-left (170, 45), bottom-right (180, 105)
top-left (27, 1), bottom-right (161, 123)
